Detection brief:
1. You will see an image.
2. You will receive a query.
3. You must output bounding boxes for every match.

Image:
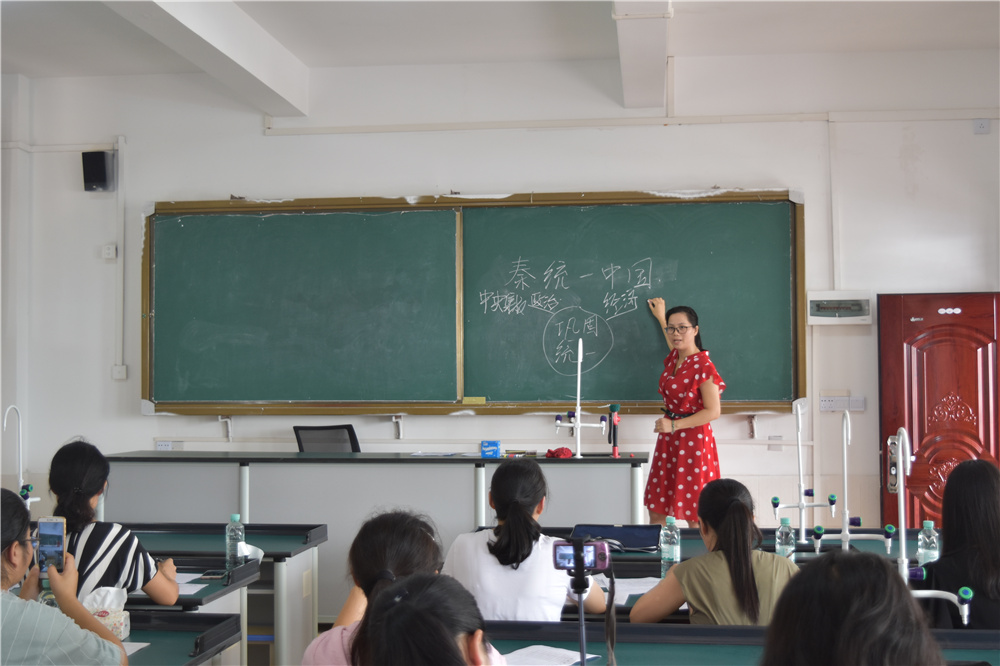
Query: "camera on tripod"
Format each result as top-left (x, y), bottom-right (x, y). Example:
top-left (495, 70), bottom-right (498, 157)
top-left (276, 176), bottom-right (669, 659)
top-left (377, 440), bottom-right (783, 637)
top-left (552, 539), bottom-right (610, 572)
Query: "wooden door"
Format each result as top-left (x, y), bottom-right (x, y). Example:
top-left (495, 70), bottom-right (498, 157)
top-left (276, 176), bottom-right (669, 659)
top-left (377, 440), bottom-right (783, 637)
top-left (878, 293), bottom-right (999, 528)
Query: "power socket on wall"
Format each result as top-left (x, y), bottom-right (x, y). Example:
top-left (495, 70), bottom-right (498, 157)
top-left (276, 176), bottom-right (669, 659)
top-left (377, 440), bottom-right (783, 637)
top-left (155, 441), bottom-right (182, 451)
top-left (819, 396), bottom-right (850, 411)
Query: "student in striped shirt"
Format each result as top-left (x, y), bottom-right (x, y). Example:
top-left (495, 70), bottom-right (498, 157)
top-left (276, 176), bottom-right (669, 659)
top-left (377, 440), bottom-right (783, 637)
top-left (48, 440), bottom-right (178, 605)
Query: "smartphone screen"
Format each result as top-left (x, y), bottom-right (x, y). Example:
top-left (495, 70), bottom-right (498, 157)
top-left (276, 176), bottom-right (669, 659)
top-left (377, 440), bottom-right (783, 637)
top-left (554, 544), bottom-right (596, 569)
top-left (36, 518), bottom-right (66, 579)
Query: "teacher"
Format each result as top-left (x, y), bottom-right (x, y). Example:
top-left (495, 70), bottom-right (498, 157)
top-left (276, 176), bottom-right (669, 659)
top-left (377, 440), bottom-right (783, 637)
top-left (645, 298), bottom-right (726, 527)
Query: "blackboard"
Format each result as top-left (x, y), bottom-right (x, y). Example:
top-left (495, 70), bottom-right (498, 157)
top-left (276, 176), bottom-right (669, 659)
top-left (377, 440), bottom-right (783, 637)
top-left (147, 209), bottom-right (458, 402)
top-left (463, 201), bottom-right (796, 403)
top-left (142, 193), bottom-right (802, 414)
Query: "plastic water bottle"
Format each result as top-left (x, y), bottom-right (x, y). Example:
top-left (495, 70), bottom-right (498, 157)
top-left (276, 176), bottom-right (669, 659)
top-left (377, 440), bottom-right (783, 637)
top-left (775, 517), bottom-right (796, 560)
top-left (660, 516), bottom-right (681, 577)
top-left (226, 513), bottom-right (245, 570)
top-left (917, 520), bottom-right (939, 565)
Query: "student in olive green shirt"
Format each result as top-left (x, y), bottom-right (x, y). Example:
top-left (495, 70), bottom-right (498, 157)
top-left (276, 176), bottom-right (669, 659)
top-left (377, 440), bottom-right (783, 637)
top-left (631, 478), bottom-right (798, 625)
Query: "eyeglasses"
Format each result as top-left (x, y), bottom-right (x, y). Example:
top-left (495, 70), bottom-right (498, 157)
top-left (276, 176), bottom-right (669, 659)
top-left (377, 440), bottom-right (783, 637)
top-left (21, 537), bottom-right (38, 551)
top-left (665, 325), bottom-right (694, 334)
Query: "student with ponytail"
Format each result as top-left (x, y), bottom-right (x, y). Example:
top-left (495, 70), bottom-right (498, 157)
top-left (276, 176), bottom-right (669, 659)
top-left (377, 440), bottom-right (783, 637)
top-left (631, 478), bottom-right (797, 625)
top-left (442, 458), bottom-right (606, 622)
top-left (48, 439), bottom-right (178, 605)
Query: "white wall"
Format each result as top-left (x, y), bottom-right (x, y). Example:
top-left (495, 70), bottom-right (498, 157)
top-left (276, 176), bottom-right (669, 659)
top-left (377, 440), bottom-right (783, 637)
top-left (2, 49), bottom-right (998, 545)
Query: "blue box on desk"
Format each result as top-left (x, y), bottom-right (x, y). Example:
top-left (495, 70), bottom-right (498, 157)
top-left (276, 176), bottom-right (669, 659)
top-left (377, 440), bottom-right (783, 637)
top-left (480, 440), bottom-right (500, 458)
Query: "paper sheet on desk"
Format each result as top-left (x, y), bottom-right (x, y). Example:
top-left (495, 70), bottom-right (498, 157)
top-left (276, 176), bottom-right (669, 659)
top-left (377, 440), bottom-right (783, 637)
top-left (504, 645), bottom-right (600, 665)
top-left (122, 642), bottom-right (149, 656)
top-left (132, 581), bottom-right (208, 596)
top-left (594, 575), bottom-right (661, 607)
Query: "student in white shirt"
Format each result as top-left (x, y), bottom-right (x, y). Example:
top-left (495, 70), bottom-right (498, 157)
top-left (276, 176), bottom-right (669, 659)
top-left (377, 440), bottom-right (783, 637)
top-left (442, 458), bottom-right (606, 621)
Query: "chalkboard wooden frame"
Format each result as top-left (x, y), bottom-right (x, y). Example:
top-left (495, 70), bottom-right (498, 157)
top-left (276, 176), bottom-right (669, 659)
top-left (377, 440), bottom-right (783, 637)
top-left (141, 192), bottom-right (804, 415)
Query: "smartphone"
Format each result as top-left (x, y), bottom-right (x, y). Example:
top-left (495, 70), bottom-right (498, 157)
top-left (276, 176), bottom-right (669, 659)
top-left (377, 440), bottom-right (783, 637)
top-left (36, 516), bottom-right (66, 579)
top-left (199, 570), bottom-right (228, 580)
top-left (552, 540), bottom-right (610, 572)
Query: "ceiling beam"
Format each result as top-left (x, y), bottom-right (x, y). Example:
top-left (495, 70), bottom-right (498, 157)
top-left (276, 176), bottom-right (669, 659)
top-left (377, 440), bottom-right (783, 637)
top-left (107, 1), bottom-right (309, 117)
top-left (613, 1), bottom-right (670, 109)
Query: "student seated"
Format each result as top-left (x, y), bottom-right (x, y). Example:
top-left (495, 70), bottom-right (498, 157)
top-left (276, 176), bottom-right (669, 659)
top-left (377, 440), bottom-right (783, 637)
top-left (48, 439), bottom-right (178, 605)
top-left (1, 488), bottom-right (127, 665)
top-left (363, 573), bottom-right (502, 666)
top-left (760, 549), bottom-right (945, 665)
top-left (630, 478), bottom-right (797, 625)
top-left (915, 458), bottom-right (1000, 629)
top-left (442, 458), bottom-right (606, 621)
top-left (303, 510), bottom-right (445, 665)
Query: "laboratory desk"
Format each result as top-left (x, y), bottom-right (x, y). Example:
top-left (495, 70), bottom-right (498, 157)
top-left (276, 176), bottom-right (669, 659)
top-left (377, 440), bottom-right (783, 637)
top-left (128, 611), bottom-right (241, 666)
top-left (602, 527), bottom-right (919, 578)
top-left (486, 621), bottom-right (1000, 666)
top-left (126, 557), bottom-right (259, 611)
top-left (106, 450), bottom-right (649, 526)
top-left (122, 522), bottom-right (327, 666)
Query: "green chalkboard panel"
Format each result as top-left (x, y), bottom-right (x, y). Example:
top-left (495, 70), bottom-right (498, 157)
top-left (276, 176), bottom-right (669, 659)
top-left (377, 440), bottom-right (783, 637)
top-left (149, 209), bottom-right (458, 402)
top-left (462, 202), bottom-right (795, 403)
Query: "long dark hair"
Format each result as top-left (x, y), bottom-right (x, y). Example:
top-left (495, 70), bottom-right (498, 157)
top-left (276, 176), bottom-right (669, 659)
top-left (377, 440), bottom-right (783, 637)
top-left (488, 458), bottom-right (547, 568)
top-left (365, 573), bottom-right (489, 666)
top-left (49, 439), bottom-right (110, 533)
top-left (697, 478), bottom-right (763, 623)
top-left (1, 488), bottom-right (31, 588)
top-left (761, 550), bottom-right (944, 666)
top-left (940, 458), bottom-right (1000, 598)
top-left (665, 305), bottom-right (704, 351)
top-left (349, 511), bottom-right (443, 665)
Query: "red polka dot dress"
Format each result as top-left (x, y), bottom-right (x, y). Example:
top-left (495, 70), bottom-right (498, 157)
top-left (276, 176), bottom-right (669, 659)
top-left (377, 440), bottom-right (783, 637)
top-left (644, 348), bottom-right (726, 521)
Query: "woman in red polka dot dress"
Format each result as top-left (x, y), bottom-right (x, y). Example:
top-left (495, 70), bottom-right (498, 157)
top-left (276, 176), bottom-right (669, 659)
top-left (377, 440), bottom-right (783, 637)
top-left (644, 298), bottom-right (726, 528)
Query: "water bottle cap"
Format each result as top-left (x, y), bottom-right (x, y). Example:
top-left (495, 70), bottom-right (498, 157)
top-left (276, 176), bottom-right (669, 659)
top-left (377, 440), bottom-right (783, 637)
top-left (665, 516), bottom-right (676, 524)
top-left (922, 520), bottom-right (934, 529)
top-left (780, 517), bottom-right (791, 525)
top-left (231, 514), bottom-right (240, 522)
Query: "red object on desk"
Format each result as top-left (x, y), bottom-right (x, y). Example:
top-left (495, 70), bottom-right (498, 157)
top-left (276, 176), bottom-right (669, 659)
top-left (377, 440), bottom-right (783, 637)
top-left (545, 447), bottom-right (573, 458)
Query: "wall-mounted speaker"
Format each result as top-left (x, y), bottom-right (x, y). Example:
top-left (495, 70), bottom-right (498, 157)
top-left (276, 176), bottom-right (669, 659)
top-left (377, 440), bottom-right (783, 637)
top-left (82, 151), bottom-right (115, 192)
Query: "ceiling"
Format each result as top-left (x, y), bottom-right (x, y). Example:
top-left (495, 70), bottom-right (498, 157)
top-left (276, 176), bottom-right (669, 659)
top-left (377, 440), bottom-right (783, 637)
top-left (2, 1), bottom-right (998, 114)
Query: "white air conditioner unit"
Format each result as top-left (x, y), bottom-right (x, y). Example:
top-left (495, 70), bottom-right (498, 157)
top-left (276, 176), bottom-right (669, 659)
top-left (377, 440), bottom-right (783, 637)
top-left (807, 291), bottom-right (873, 325)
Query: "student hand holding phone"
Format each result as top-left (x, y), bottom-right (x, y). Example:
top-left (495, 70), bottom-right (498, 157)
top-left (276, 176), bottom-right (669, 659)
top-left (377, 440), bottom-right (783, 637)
top-left (17, 563), bottom-right (42, 602)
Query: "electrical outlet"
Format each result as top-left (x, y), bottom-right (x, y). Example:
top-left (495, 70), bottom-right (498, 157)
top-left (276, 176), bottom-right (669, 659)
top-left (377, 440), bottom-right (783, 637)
top-left (156, 441), bottom-right (173, 451)
top-left (849, 396), bottom-right (866, 411)
top-left (819, 396), bottom-right (849, 412)
top-left (102, 243), bottom-right (118, 259)
top-left (973, 118), bottom-right (991, 135)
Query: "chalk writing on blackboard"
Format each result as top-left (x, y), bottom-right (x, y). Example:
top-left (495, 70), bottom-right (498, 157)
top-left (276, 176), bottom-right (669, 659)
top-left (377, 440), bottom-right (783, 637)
top-left (478, 256), bottom-right (656, 376)
top-left (480, 256), bottom-right (655, 320)
top-left (542, 306), bottom-right (614, 376)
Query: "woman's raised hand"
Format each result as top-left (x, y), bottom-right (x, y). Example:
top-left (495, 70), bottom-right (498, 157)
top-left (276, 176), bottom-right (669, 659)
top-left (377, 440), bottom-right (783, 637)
top-left (647, 297), bottom-right (666, 324)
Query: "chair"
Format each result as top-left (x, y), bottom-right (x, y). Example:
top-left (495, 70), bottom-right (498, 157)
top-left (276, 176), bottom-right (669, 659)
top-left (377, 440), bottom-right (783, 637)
top-left (293, 424), bottom-right (360, 453)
